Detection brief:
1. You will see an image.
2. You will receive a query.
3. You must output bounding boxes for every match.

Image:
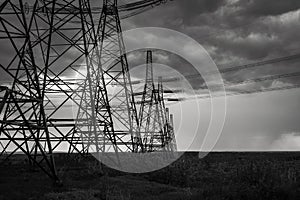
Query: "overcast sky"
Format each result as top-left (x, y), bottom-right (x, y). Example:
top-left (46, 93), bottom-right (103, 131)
top-left (1, 0), bottom-right (300, 151)
top-left (121, 0), bottom-right (300, 151)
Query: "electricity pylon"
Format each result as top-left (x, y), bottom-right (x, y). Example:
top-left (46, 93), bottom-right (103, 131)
top-left (0, 0), bottom-right (175, 181)
top-left (0, 0), bottom-right (59, 181)
top-left (138, 50), bottom-right (177, 152)
top-left (75, 0), bottom-right (143, 154)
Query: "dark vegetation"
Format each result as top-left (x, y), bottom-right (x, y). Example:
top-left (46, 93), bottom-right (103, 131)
top-left (0, 152), bottom-right (299, 200)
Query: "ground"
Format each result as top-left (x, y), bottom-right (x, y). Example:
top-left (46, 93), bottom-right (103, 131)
top-left (0, 152), bottom-right (299, 200)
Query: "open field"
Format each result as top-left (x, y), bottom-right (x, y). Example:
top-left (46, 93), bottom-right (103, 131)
top-left (0, 152), bottom-right (299, 200)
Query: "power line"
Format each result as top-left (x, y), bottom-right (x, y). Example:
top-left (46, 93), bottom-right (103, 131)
top-left (127, 52), bottom-right (300, 85)
top-left (166, 84), bottom-right (300, 102)
top-left (162, 70), bottom-right (300, 103)
top-left (204, 71), bottom-right (300, 90)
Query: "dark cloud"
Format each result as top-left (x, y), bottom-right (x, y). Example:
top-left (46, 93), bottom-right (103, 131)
top-left (236, 0), bottom-right (300, 17)
top-left (176, 0), bottom-right (227, 24)
top-left (125, 0), bottom-right (300, 92)
top-left (1, 0), bottom-right (300, 90)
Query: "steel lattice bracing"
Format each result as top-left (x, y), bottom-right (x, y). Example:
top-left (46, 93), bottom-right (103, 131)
top-left (0, 0), bottom-right (176, 181)
top-left (37, 0), bottom-right (103, 155)
top-left (0, 0), bottom-right (99, 159)
top-left (75, 0), bottom-right (143, 155)
top-left (0, 0), bottom-right (109, 181)
top-left (138, 50), bottom-right (177, 152)
top-left (0, 0), bottom-right (59, 181)
top-left (97, 0), bottom-right (142, 153)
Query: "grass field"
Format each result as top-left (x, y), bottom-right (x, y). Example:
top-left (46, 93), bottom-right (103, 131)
top-left (0, 152), bottom-right (299, 200)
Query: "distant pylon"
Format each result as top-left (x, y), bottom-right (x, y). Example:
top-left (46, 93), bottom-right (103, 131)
top-left (138, 50), bottom-right (177, 152)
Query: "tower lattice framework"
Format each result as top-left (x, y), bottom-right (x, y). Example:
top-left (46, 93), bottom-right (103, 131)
top-left (75, 0), bottom-right (143, 155)
top-left (0, 0), bottom-right (176, 181)
top-left (138, 50), bottom-right (177, 152)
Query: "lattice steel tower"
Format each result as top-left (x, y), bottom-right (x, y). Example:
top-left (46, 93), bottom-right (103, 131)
top-left (0, 0), bottom-right (176, 181)
top-left (138, 50), bottom-right (176, 152)
top-left (75, 0), bottom-right (143, 155)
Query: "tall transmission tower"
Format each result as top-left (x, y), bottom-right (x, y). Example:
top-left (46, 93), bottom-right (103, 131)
top-left (0, 0), bottom-right (59, 181)
top-left (0, 0), bottom-right (175, 181)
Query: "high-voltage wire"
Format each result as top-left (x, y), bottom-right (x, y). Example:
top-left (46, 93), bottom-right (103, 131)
top-left (164, 71), bottom-right (300, 102)
top-left (166, 84), bottom-right (300, 102)
top-left (128, 52), bottom-right (300, 85)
